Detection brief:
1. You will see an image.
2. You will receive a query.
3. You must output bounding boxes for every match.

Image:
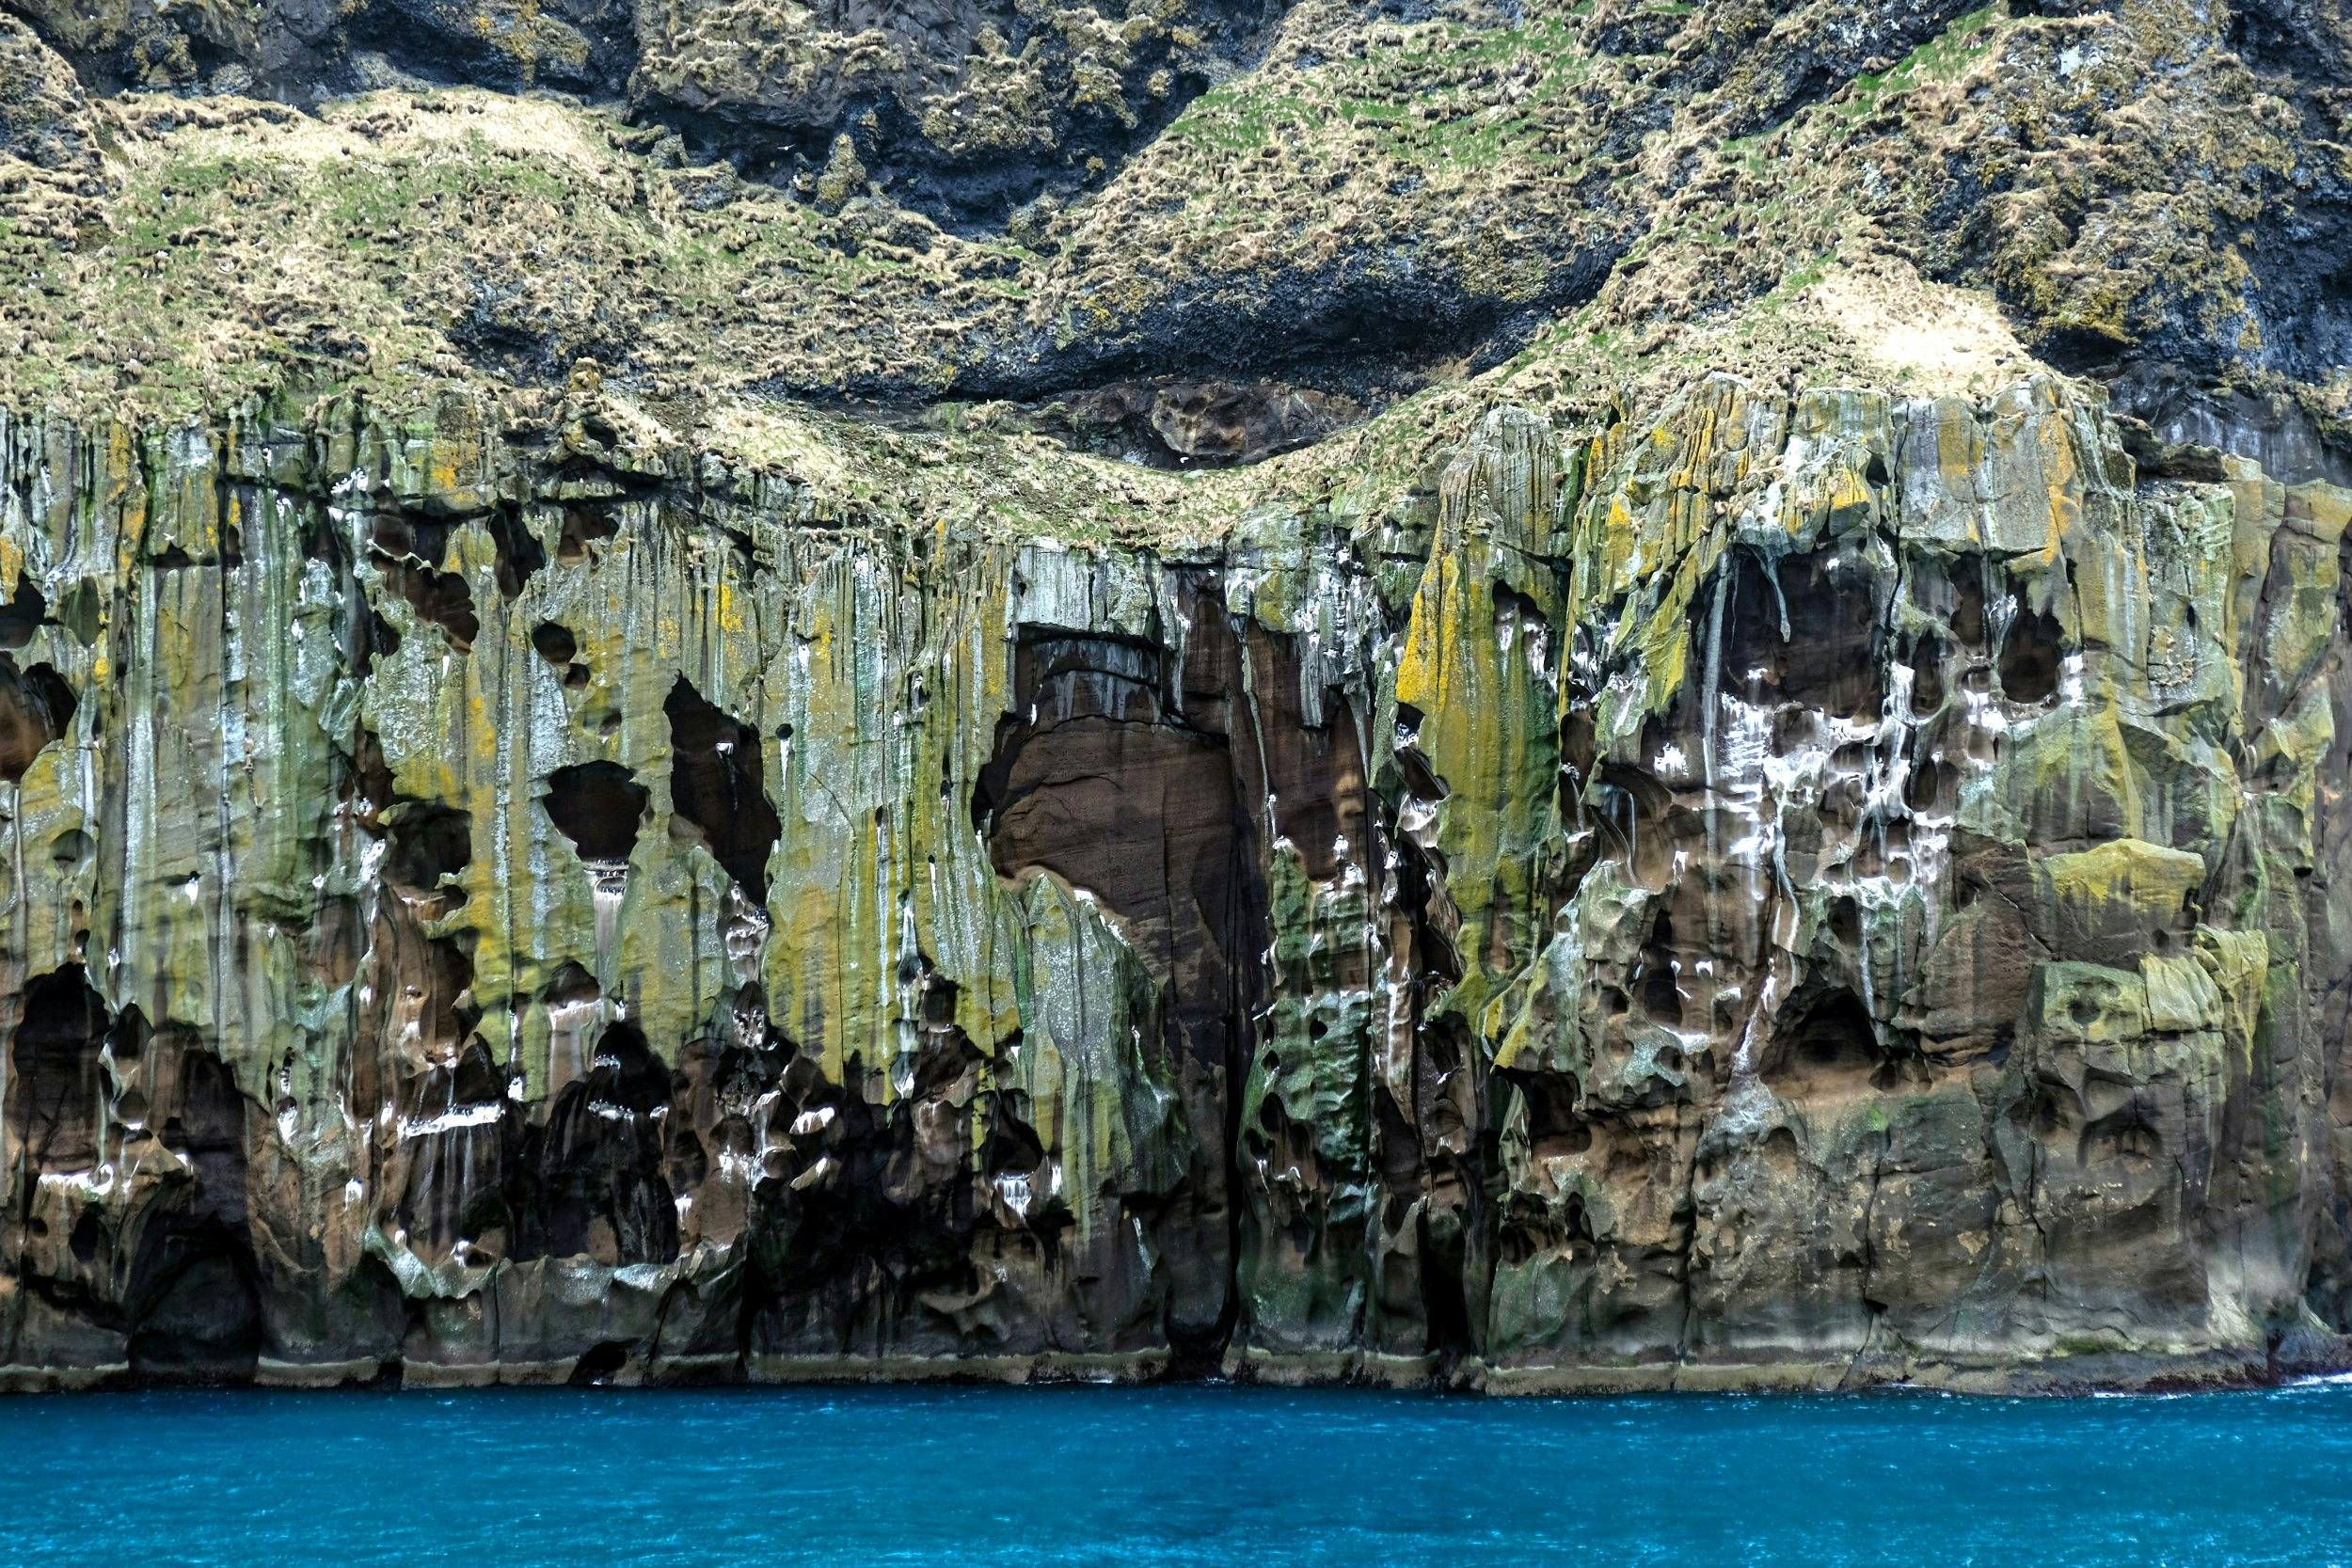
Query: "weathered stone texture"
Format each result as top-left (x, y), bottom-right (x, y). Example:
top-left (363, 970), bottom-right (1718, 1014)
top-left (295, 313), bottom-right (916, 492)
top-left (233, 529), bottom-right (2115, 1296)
top-left (2, 372), bottom-right (2349, 1390)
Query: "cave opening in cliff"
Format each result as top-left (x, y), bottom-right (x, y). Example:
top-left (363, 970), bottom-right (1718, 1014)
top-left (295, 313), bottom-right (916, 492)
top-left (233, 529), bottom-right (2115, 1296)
top-left (125, 1228), bottom-right (264, 1384)
top-left (1501, 1069), bottom-right (1590, 1162)
top-left (1764, 990), bottom-right (1896, 1095)
top-left (664, 677), bottom-right (783, 903)
top-left (0, 572), bottom-right (47, 649)
top-left (526, 1021), bottom-right (678, 1266)
top-left (379, 558), bottom-right (480, 651)
top-left (485, 503), bottom-right (548, 597)
top-left (558, 505), bottom-right (621, 565)
top-left (1719, 546), bottom-right (1885, 721)
top-left (0, 656), bottom-right (75, 783)
top-left (1998, 602), bottom-right (2067, 704)
top-left (386, 800), bottom-right (472, 908)
top-left (7, 964), bottom-right (112, 1172)
top-left (127, 1050), bottom-right (263, 1383)
top-left (543, 760), bottom-right (651, 865)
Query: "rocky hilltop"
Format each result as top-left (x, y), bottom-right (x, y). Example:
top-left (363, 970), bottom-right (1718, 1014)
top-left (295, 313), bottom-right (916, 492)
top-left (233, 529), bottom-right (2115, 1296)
top-left (0, 0), bottom-right (2349, 1391)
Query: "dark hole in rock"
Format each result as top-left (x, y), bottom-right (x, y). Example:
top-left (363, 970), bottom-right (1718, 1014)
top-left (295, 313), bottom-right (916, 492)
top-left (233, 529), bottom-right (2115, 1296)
top-left (1639, 910), bottom-right (1680, 1024)
top-left (0, 572), bottom-right (47, 649)
top-left (386, 801), bottom-right (471, 900)
top-left (127, 1229), bottom-right (263, 1385)
top-left (371, 512), bottom-right (453, 566)
top-left (362, 606), bottom-right (403, 673)
top-left (1905, 756), bottom-right (1956, 814)
top-left (0, 657), bottom-right (76, 782)
top-left (8, 963), bottom-right (111, 1169)
top-left (531, 1021), bottom-right (677, 1266)
top-left (70, 1208), bottom-right (103, 1264)
top-left (486, 506), bottom-right (548, 597)
top-left (1825, 895), bottom-right (1862, 948)
top-left (1765, 990), bottom-right (1892, 1095)
top-left (49, 827), bottom-right (92, 871)
top-left (544, 761), bottom-right (650, 863)
top-left (1909, 633), bottom-right (1947, 713)
top-left (379, 559), bottom-right (479, 652)
top-left (1421, 1201), bottom-right (1475, 1358)
top-left (532, 622), bottom-right (579, 666)
top-left (1392, 702), bottom-right (1449, 802)
top-left (1502, 1069), bottom-right (1589, 1161)
top-left (1718, 547), bottom-right (1883, 720)
top-left (568, 1340), bottom-right (632, 1386)
top-left (544, 959), bottom-right (603, 1007)
top-left (986, 1106), bottom-right (1047, 1175)
top-left (587, 1020), bottom-right (673, 1117)
top-left (558, 506), bottom-right (621, 564)
top-left (1999, 603), bottom-right (2066, 704)
top-left (665, 677), bottom-right (783, 902)
top-left (167, 1050), bottom-right (253, 1220)
top-left (1950, 562), bottom-right (1989, 646)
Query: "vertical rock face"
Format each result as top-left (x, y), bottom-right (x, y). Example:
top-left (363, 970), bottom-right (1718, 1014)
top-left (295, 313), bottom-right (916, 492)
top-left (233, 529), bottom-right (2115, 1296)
top-left (1, 372), bottom-right (2349, 1391)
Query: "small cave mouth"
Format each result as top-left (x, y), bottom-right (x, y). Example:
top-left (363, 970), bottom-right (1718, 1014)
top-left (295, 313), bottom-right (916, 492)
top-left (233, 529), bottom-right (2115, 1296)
top-left (0, 572), bottom-right (48, 650)
top-left (985, 1104), bottom-right (1048, 1176)
top-left (664, 678), bottom-right (782, 903)
top-left (544, 761), bottom-right (651, 865)
top-left (485, 506), bottom-right (548, 598)
top-left (0, 656), bottom-right (76, 782)
top-left (1998, 603), bottom-right (2067, 705)
top-left (585, 1021), bottom-right (675, 1117)
top-left (532, 622), bottom-right (591, 690)
top-left (8, 963), bottom-right (113, 1169)
top-left (528, 1021), bottom-right (678, 1266)
top-left (558, 506), bottom-right (622, 566)
top-left (1637, 910), bottom-right (1681, 1027)
top-left (386, 801), bottom-right (472, 901)
top-left (568, 1340), bottom-right (633, 1386)
top-left (378, 559), bottom-right (480, 652)
top-left (126, 1228), bottom-right (264, 1386)
top-left (1763, 990), bottom-right (1899, 1095)
top-left (532, 622), bottom-right (579, 666)
top-left (1715, 546), bottom-right (1886, 721)
top-left (1501, 1069), bottom-right (1589, 1161)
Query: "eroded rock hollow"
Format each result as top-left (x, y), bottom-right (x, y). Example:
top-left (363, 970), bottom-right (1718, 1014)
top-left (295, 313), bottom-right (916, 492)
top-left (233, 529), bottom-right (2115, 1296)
top-left (2, 372), bottom-right (2349, 1392)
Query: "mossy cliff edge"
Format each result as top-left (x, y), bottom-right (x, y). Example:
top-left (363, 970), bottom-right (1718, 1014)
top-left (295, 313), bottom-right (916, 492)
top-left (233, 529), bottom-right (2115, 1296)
top-left (3, 0), bottom-right (2351, 1390)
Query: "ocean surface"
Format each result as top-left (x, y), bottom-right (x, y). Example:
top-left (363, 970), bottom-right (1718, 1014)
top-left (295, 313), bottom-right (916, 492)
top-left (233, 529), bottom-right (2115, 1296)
top-left (5, 1379), bottom-right (2351, 1565)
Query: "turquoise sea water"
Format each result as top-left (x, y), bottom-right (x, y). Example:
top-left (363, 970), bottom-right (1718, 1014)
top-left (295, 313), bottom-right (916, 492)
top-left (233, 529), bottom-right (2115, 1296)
top-left (4, 1381), bottom-right (2351, 1566)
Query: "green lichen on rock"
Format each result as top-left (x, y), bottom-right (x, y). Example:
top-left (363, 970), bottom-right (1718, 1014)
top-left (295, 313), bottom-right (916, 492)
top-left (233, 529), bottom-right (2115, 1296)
top-left (4, 361), bottom-right (2350, 1391)
top-left (1, 0), bottom-right (2350, 1391)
